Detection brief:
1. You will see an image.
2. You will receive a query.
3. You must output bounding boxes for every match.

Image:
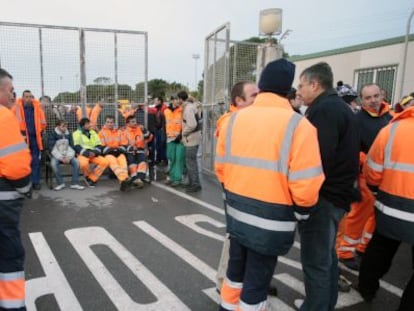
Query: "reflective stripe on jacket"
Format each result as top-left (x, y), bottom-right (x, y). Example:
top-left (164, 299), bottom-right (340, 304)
top-left (364, 106), bottom-right (414, 244)
top-left (122, 126), bottom-right (152, 149)
top-left (0, 271), bottom-right (25, 309)
top-left (0, 106), bottom-right (32, 194)
top-left (12, 98), bottom-right (47, 150)
top-left (215, 92), bottom-right (324, 256)
top-left (72, 129), bottom-right (102, 156)
top-left (99, 127), bottom-right (123, 148)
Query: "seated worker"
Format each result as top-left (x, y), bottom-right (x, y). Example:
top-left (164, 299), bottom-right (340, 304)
top-left (47, 120), bottom-right (84, 191)
top-left (99, 115), bottom-right (132, 191)
top-left (122, 115), bottom-right (153, 188)
top-left (72, 117), bottom-right (109, 187)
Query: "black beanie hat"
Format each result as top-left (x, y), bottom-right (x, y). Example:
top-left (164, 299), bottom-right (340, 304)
top-left (258, 58), bottom-right (295, 95)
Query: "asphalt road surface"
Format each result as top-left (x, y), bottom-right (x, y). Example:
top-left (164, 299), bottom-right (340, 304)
top-left (21, 173), bottom-right (411, 311)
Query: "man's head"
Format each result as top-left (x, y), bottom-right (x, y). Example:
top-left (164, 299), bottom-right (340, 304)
top-left (360, 84), bottom-right (382, 113)
top-left (258, 59), bottom-right (295, 97)
top-left (126, 115), bottom-right (137, 127)
top-left (177, 91), bottom-right (188, 105)
top-left (22, 90), bottom-right (33, 105)
top-left (380, 88), bottom-right (388, 103)
top-left (79, 117), bottom-right (91, 130)
top-left (55, 119), bottom-right (68, 131)
top-left (287, 88), bottom-right (304, 110)
top-left (0, 68), bottom-right (14, 109)
top-left (40, 95), bottom-right (51, 105)
top-left (105, 115), bottom-right (115, 130)
top-left (298, 62), bottom-right (333, 105)
top-left (230, 81), bottom-right (258, 109)
top-left (154, 96), bottom-right (163, 107)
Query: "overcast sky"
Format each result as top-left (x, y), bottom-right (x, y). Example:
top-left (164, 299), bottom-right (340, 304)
top-left (2, 0), bottom-right (413, 91)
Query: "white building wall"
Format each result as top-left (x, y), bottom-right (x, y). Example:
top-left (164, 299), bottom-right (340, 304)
top-left (292, 40), bottom-right (414, 103)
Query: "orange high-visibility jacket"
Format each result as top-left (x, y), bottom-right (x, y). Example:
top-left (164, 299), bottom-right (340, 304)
top-left (76, 106), bottom-right (92, 121)
top-left (215, 92), bottom-right (325, 256)
top-left (0, 105), bottom-right (31, 310)
top-left (122, 126), bottom-right (152, 149)
top-left (364, 105), bottom-right (414, 245)
top-left (99, 126), bottom-right (123, 148)
top-left (12, 98), bottom-right (47, 150)
top-left (215, 104), bottom-right (238, 139)
top-left (164, 105), bottom-right (183, 139)
top-left (0, 105), bottom-right (32, 191)
top-left (90, 104), bottom-right (103, 130)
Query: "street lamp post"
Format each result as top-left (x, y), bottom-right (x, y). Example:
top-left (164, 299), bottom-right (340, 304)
top-left (256, 8), bottom-right (284, 81)
top-left (192, 53), bottom-right (200, 91)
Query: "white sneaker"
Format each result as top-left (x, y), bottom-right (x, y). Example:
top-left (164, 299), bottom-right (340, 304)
top-left (70, 184), bottom-right (85, 190)
top-left (54, 184), bottom-right (66, 191)
top-left (294, 299), bottom-right (304, 310)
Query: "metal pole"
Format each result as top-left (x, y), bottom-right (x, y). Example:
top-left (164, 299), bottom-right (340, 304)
top-left (399, 8), bottom-right (414, 100)
top-left (114, 33), bottom-right (119, 125)
top-left (79, 29), bottom-right (87, 117)
top-left (144, 32), bottom-right (148, 129)
top-left (38, 28), bottom-right (45, 97)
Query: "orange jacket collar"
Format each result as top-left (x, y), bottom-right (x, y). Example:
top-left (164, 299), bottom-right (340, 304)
top-left (228, 104), bottom-right (239, 113)
top-left (363, 101), bottom-right (390, 117)
top-left (253, 92), bottom-right (292, 110)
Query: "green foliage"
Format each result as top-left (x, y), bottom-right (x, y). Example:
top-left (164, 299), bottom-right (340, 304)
top-left (53, 78), bottom-right (190, 104)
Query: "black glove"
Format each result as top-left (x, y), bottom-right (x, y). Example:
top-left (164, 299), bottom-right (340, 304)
top-left (173, 134), bottom-right (182, 143)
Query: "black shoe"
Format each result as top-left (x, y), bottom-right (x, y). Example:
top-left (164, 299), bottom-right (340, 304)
top-left (185, 185), bottom-right (201, 193)
top-left (339, 257), bottom-right (360, 271)
top-left (32, 183), bottom-right (41, 190)
top-left (338, 275), bottom-right (352, 293)
top-left (268, 279), bottom-right (278, 296)
top-left (83, 176), bottom-right (96, 188)
top-left (120, 178), bottom-right (132, 192)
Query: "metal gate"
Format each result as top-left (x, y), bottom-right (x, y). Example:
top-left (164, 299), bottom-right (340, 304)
top-left (202, 23), bottom-right (259, 173)
top-left (0, 21), bottom-right (148, 130)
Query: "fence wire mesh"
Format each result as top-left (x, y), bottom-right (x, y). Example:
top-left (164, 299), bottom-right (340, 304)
top-left (202, 23), bottom-right (259, 173)
top-left (0, 22), bottom-right (147, 135)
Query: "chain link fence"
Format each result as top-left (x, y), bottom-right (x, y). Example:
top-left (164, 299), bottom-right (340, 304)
top-left (202, 23), bottom-right (259, 173)
top-left (0, 22), bottom-right (148, 135)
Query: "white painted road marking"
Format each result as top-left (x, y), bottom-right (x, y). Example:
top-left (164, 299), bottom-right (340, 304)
top-left (175, 214), bottom-right (225, 242)
top-left (65, 226), bottom-right (190, 311)
top-left (134, 221), bottom-right (216, 282)
top-left (26, 232), bottom-right (82, 311)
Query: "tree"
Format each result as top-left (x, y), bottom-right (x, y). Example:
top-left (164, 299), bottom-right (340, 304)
top-left (148, 79), bottom-right (169, 98)
top-left (93, 76), bottom-right (112, 85)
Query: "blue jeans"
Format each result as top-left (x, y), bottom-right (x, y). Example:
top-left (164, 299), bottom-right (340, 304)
top-left (155, 128), bottom-right (167, 162)
top-left (298, 198), bottom-right (346, 311)
top-left (50, 157), bottom-right (81, 185)
top-left (219, 237), bottom-right (277, 310)
top-left (29, 138), bottom-right (41, 185)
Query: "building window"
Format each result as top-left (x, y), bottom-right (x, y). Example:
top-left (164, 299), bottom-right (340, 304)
top-left (354, 65), bottom-right (397, 103)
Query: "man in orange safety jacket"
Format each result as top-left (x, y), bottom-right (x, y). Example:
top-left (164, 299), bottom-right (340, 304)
top-left (122, 115), bottom-right (153, 188)
top-left (214, 81), bottom-right (258, 293)
top-left (99, 115), bottom-right (132, 191)
top-left (215, 59), bottom-right (324, 311)
top-left (0, 68), bottom-right (32, 310)
top-left (358, 95), bottom-right (414, 310)
top-left (12, 90), bottom-right (46, 190)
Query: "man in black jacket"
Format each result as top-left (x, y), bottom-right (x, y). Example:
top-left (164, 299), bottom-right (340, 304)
top-left (295, 62), bottom-right (360, 311)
